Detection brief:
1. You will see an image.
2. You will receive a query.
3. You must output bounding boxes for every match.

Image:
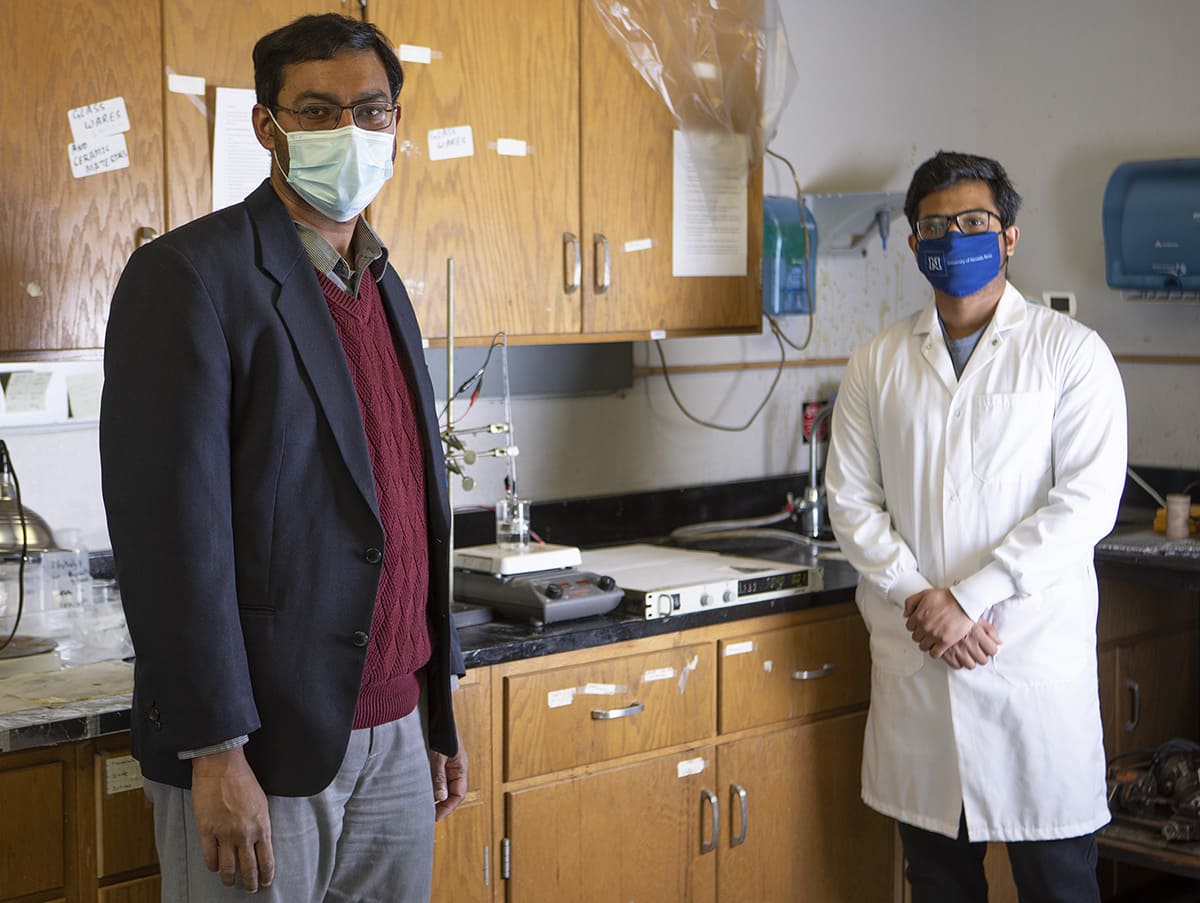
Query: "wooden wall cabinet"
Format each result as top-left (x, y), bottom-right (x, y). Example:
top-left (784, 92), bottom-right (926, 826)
top-left (370, 0), bottom-right (763, 345)
top-left (0, 0), bottom-right (164, 358)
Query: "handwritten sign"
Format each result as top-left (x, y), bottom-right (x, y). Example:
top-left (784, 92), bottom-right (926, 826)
top-left (427, 125), bottom-right (474, 161)
top-left (68, 134), bottom-right (130, 179)
top-left (67, 96), bottom-right (130, 143)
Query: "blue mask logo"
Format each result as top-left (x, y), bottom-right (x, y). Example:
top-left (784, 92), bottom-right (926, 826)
top-left (917, 231), bottom-right (1004, 297)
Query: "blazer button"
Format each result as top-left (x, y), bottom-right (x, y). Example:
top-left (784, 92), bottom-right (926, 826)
top-left (364, 547), bottom-right (383, 564)
top-left (352, 630), bottom-right (370, 647)
top-left (148, 706), bottom-right (161, 729)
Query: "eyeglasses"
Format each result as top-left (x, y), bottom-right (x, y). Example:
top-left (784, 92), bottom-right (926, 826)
top-left (913, 209), bottom-right (1001, 240)
top-left (274, 102), bottom-right (399, 132)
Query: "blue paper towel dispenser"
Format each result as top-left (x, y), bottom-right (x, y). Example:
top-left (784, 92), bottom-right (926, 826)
top-left (1102, 158), bottom-right (1200, 297)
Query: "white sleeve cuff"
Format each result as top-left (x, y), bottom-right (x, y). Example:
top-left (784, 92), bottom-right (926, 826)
top-left (949, 561), bottom-right (1018, 621)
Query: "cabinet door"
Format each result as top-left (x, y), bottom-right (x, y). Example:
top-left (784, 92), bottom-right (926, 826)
top-left (0, 0), bottom-right (164, 356)
top-left (162, 0), bottom-right (343, 231)
top-left (0, 747), bottom-right (75, 901)
top-left (505, 749), bottom-right (717, 903)
top-left (1112, 625), bottom-right (1199, 756)
top-left (717, 712), bottom-right (892, 903)
top-left (370, 0), bottom-right (582, 341)
top-left (432, 666), bottom-right (492, 903)
top-left (579, 0), bottom-right (762, 337)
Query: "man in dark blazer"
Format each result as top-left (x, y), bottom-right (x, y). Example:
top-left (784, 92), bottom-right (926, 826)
top-left (100, 14), bottom-right (464, 901)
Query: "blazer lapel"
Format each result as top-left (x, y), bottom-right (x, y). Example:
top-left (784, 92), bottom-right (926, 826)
top-left (246, 183), bottom-right (380, 520)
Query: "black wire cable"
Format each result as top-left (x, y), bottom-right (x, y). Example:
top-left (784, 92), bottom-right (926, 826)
top-left (438, 332), bottom-right (506, 423)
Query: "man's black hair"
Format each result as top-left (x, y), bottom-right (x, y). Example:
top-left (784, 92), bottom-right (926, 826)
top-left (904, 151), bottom-right (1022, 231)
top-left (253, 13), bottom-right (403, 109)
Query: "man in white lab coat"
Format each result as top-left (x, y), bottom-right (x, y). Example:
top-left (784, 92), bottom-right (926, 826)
top-left (825, 150), bottom-right (1127, 902)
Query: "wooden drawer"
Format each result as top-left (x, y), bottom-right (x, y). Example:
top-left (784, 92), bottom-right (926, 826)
top-left (0, 760), bottom-right (66, 900)
top-left (454, 667), bottom-right (491, 797)
top-left (94, 749), bottom-right (158, 878)
top-left (503, 643), bottom-right (715, 780)
top-left (99, 873), bottom-right (161, 903)
top-left (719, 613), bottom-right (869, 734)
top-left (1098, 579), bottom-right (1198, 645)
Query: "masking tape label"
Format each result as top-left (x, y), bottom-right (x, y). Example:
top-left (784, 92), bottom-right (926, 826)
top-left (624, 238), bottom-right (654, 253)
top-left (547, 688), bottom-right (575, 708)
top-left (724, 640), bottom-right (755, 657)
top-left (642, 667), bottom-right (675, 683)
top-left (581, 682), bottom-right (619, 696)
top-left (104, 755), bottom-right (144, 795)
top-left (496, 138), bottom-right (528, 157)
top-left (399, 44), bottom-right (433, 64)
top-left (677, 756), bottom-right (706, 778)
top-left (168, 73), bottom-right (206, 96)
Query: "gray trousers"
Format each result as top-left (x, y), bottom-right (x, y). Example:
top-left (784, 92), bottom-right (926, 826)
top-left (145, 708), bottom-right (435, 903)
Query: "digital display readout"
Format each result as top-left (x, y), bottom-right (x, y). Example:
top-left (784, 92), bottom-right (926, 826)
top-left (737, 570), bottom-right (810, 596)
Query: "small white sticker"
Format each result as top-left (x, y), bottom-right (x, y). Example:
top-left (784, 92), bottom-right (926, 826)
top-left (68, 96), bottom-right (130, 143)
top-left (428, 125), bottom-right (474, 161)
top-left (649, 329), bottom-right (667, 340)
top-left (762, 659), bottom-right (774, 673)
top-left (104, 755), bottom-right (145, 795)
top-left (548, 688), bottom-right (575, 708)
top-left (168, 73), bottom-right (206, 96)
top-left (68, 135), bottom-right (130, 179)
top-left (495, 138), bottom-right (528, 157)
top-left (643, 667), bottom-right (675, 683)
top-left (677, 756), bottom-right (707, 778)
top-left (581, 682), bottom-right (619, 696)
top-left (398, 44), bottom-right (433, 64)
top-left (692, 61), bottom-right (720, 80)
top-left (623, 238), bottom-right (653, 253)
top-left (724, 640), bottom-right (755, 657)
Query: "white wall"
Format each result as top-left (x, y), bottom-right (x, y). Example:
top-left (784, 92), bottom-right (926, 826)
top-left (7, 0), bottom-right (1198, 549)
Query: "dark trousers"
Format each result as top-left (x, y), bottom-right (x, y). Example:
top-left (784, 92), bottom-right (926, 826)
top-left (899, 810), bottom-right (1100, 903)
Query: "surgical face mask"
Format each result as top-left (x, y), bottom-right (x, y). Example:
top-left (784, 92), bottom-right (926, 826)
top-left (916, 231), bottom-right (1005, 298)
top-left (268, 110), bottom-right (394, 222)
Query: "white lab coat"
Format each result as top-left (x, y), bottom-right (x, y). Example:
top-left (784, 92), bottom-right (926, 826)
top-left (825, 282), bottom-right (1128, 842)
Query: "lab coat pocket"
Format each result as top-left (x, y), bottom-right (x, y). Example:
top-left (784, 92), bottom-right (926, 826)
top-left (970, 391), bottom-right (1053, 483)
top-left (857, 585), bottom-right (925, 676)
top-left (986, 593), bottom-right (1090, 687)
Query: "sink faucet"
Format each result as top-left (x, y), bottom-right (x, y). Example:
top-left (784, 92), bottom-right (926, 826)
top-left (797, 401), bottom-right (834, 539)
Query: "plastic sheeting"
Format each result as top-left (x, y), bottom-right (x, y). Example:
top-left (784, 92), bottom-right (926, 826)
top-left (589, 0), bottom-right (797, 175)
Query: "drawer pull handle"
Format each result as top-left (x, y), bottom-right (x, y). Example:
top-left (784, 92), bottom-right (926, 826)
top-left (700, 789), bottom-right (719, 854)
top-left (563, 231), bottom-right (581, 294)
top-left (730, 783), bottom-right (748, 847)
top-left (1123, 677), bottom-right (1141, 732)
top-left (590, 701), bottom-right (644, 720)
top-left (792, 663), bottom-right (836, 681)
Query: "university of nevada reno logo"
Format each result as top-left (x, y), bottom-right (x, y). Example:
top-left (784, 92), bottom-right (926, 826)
top-left (924, 252), bottom-right (945, 272)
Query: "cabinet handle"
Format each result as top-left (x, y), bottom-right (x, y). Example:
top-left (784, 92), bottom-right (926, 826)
top-left (1124, 677), bottom-right (1141, 732)
top-left (593, 233), bottom-right (611, 294)
top-left (135, 226), bottom-right (159, 248)
top-left (729, 783), bottom-right (748, 847)
top-left (700, 789), bottom-right (719, 854)
top-left (563, 231), bottom-right (581, 294)
top-left (590, 700), bottom-right (644, 720)
top-left (792, 662), bottom-right (836, 681)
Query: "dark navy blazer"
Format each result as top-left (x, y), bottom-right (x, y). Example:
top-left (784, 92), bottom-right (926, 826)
top-left (100, 180), bottom-right (460, 796)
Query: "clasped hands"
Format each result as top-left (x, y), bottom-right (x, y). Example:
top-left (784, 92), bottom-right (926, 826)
top-left (903, 587), bottom-right (1000, 670)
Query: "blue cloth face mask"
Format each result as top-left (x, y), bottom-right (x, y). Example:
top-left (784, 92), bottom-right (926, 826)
top-left (268, 110), bottom-right (394, 222)
top-left (916, 231), bottom-right (1005, 297)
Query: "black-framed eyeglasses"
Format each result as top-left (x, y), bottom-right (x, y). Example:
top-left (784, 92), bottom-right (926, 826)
top-left (913, 209), bottom-right (1001, 241)
top-left (274, 102), bottom-right (400, 132)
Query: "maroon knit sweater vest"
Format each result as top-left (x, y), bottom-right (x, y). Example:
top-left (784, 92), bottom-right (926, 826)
top-left (317, 269), bottom-right (431, 729)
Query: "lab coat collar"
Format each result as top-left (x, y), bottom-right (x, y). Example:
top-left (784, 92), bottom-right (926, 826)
top-left (912, 281), bottom-right (1027, 391)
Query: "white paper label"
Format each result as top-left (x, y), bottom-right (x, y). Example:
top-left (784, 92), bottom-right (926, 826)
top-left (68, 96), bottom-right (130, 142)
top-left (672, 130), bottom-right (748, 277)
top-left (623, 238), bottom-right (653, 253)
top-left (762, 659), bottom-right (774, 673)
top-left (428, 125), bottom-right (474, 161)
top-left (66, 371), bottom-right (104, 420)
top-left (676, 756), bottom-right (707, 778)
top-left (642, 667), bottom-right (675, 683)
top-left (398, 44), bottom-right (433, 64)
top-left (724, 640), bottom-right (755, 657)
top-left (104, 755), bottom-right (144, 795)
top-left (581, 682), bottom-right (618, 696)
top-left (649, 329), bottom-right (667, 340)
top-left (2, 371), bottom-right (52, 413)
top-left (496, 138), bottom-right (528, 157)
top-left (168, 73), bottom-right (207, 96)
top-left (68, 134), bottom-right (130, 178)
top-left (547, 688), bottom-right (575, 708)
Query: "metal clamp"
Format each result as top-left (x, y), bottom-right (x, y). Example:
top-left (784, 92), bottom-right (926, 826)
top-left (730, 783), bottom-right (748, 847)
top-left (590, 701), bottom-right (644, 720)
top-left (791, 663), bottom-right (836, 681)
top-left (700, 789), bottom-right (719, 854)
top-left (563, 232), bottom-right (581, 294)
